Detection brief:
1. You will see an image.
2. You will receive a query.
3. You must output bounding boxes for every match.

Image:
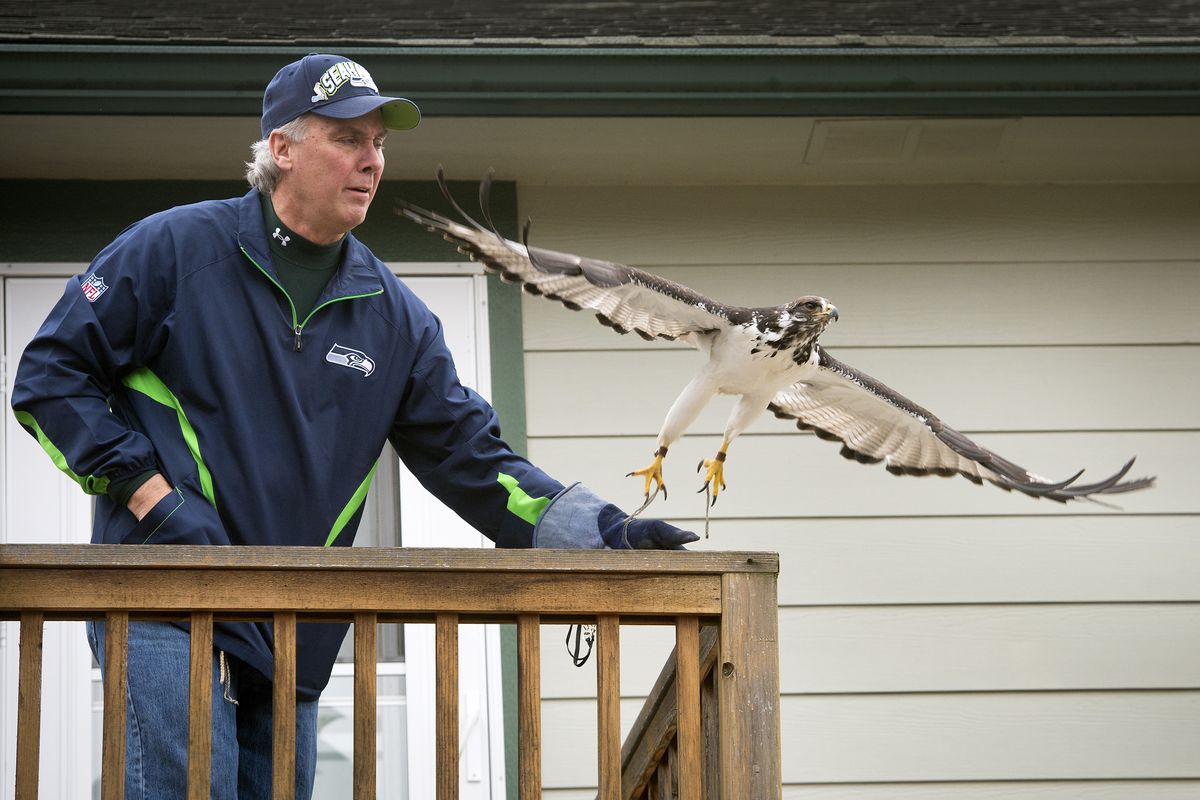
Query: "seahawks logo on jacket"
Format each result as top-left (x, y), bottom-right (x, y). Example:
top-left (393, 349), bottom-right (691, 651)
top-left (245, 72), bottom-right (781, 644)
top-left (325, 343), bottom-right (375, 377)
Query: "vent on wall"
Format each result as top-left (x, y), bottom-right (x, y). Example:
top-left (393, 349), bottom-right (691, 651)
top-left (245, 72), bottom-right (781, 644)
top-left (803, 118), bottom-right (1020, 164)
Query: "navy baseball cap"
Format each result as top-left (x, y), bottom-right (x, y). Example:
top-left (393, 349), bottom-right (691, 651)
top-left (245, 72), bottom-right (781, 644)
top-left (260, 53), bottom-right (421, 138)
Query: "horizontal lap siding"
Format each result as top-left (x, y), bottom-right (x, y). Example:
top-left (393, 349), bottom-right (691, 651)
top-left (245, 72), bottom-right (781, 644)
top-left (785, 693), bottom-right (1200, 783)
top-left (537, 693), bottom-right (1200, 786)
top-left (779, 783), bottom-right (1200, 800)
top-left (530, 432), bottom-right (1191, 517)
top-left (527, 347), bottom-right (1200, 434)
top-left (524, 261), bottom-right (1200, 350)
top-left (703, 516), bottom-right (1200, 606)
top-left (521, 183), bottom-right (1200, 795)
top-left (518, 185), bottom-right (1199, 267)
top-left (540, 604), bottom-right (1200, 698)
top-left (545, 783), bottom-right (1200, 800)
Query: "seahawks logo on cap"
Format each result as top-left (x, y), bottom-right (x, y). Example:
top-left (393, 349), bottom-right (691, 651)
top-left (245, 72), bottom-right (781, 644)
top-left (325, 343), bottom-right (376, 377)
top-left (311, 61), bottom-right (379, 103)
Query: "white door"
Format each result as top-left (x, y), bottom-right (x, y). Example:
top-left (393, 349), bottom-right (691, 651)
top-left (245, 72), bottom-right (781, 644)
top-left (1, 277), bottom-right (94, 800)
top-left (0, 269), bottom-right (506, 799)
top-left (391, 274), bottom-right (507, 800)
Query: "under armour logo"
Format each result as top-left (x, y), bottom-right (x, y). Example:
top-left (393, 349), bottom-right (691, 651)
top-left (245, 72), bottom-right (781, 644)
top-left (273, 228), bottom-right (291, 246)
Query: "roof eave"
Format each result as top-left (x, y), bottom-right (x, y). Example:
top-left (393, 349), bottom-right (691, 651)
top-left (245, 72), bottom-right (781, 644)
top-left (4, 43), bottom-right (1200, 117)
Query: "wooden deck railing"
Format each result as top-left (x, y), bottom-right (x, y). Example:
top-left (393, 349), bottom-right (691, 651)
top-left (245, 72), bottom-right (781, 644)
top-left (0, 544), bottom-right (780, 800)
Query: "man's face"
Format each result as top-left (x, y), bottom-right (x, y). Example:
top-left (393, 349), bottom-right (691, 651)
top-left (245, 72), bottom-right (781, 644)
top-left (272, 110), bottom-right (387, 244)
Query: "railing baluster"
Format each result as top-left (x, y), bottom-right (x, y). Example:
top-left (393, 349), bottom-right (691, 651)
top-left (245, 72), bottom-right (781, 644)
top-left (669, 743), bottom-right (678, 796)
top-left (517, 614), bottom-right (541, 800)
top-left (675, 615), bottom-right (701, 800)
top-left (354, 612), bottom-right (378, 800)
top-left (701, 663), bottom-right (719, 800)
top-left (272, 611), bottom-right (297, 800)
top-left (187, 611), bottom-right (214, 800)
top-left (436, 613), bottom-right (459, 800)
top-left (15, 612), bottom-right (44, 800)
top-left (102, 611), bottom-right (129, 800)
top-left (657, 752), bottom-right (672, 798)
top-left (596, 615), bottom-right (621, 800)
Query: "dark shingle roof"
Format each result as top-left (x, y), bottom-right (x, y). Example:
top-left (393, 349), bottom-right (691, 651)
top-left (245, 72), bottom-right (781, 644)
top-left (4, 0), bottom-right (1200, 46)
top-left (4, 2), bottom-right (1198, 118)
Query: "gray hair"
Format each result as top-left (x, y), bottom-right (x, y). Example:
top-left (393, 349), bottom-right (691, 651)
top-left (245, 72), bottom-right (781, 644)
top-left (244, 115), bottom-right (311, 194)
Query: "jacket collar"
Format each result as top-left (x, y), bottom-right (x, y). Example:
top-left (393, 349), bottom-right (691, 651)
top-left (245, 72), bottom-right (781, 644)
top-left (236, 189), bottom-right (386, 299)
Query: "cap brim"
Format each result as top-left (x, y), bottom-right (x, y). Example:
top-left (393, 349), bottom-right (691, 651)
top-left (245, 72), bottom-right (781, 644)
top-left (313, 94), bottom-right (421, 130)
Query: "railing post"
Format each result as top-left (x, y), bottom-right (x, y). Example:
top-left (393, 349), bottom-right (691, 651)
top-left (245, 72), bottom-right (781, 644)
top-left (15, 612), bottom-right (44, 800)
top-left (517, 614), bottom-right (541, 800)
top-left (718, 571), bottom-right (781, 800)
top-left (354, 612), bottom-right (378, 800)
top-left (272, 611), bottom-right (297, 800)
top-left (101, 611), bottom-right (129, 800)
top-left (187, 611), bottom-right (214, 800)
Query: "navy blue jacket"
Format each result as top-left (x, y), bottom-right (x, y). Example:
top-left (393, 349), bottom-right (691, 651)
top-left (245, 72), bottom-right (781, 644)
top-left (11, 189), bottom-right (565, 695)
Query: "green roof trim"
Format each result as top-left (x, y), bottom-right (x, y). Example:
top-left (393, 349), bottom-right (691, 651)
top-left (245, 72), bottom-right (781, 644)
top-left (3, 43), bottom-right (1199, 116)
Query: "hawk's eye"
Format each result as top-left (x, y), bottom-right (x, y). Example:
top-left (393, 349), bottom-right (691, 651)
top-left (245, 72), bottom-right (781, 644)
top-left (802, 301), bottom-right (820, 312)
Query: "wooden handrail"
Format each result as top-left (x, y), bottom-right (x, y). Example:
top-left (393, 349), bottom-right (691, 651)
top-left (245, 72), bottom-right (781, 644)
top-left (0, 544), bottom-right (773, 574)
top-left (1, 544), bottom-right (780, 799)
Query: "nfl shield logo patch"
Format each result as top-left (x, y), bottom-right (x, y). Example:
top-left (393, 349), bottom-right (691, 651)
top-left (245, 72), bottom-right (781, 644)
top-left (81, 273), bottom-right (108, 303)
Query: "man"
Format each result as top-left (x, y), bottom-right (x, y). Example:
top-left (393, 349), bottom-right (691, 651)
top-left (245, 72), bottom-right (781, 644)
top-left (11, 53), bottom-right (695, 799)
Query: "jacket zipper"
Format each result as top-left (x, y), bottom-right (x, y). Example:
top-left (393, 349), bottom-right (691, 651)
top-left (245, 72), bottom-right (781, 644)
top-left (240, 246), bottom-right (383, 352)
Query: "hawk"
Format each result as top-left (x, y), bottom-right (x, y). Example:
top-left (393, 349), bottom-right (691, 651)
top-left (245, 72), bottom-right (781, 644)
top-left (396, 171), bottom-right (1154, 509)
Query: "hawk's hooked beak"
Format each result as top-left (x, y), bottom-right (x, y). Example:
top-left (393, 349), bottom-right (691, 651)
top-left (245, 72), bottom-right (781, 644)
top-left (825, 303), bottom-right (840, 322)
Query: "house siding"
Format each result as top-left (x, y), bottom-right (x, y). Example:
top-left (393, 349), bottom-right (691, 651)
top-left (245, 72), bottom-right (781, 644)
top-left (520, 182), bottom-right (1200, 797)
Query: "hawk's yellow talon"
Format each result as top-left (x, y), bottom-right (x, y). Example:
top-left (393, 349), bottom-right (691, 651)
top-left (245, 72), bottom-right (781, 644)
top-left (698, 457), bottom-right (727, 506)
top-left (627, 447), bottom-right (669, 499)
top-left (698, 443), bottom-right (729, 507)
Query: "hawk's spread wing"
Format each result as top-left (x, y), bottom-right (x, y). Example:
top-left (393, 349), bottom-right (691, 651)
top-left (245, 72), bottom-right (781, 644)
top-left (398, 171), bottom-right (1154, 505)
top-left (770, 348), bottom-right (1154, 502)
top-left (396, 171), bottom-right (733, 343)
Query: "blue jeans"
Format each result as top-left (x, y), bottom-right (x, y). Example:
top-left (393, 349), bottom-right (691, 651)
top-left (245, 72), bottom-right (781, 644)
top-left (87, 621), bottom-right (319, 800)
